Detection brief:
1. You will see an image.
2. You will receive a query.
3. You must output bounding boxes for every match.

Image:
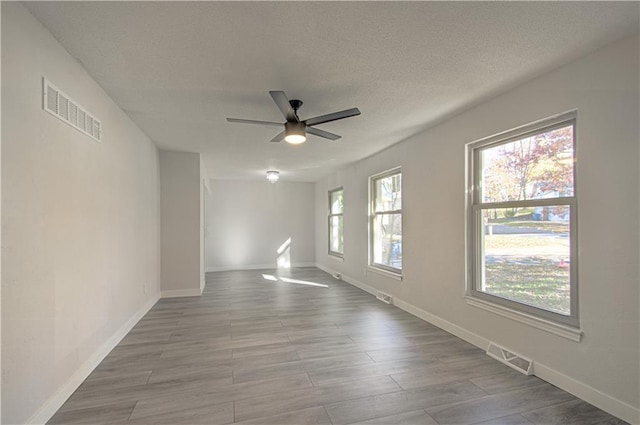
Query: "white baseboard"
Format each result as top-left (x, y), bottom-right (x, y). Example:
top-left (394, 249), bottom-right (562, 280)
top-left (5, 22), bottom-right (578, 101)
top-left (315, 262), bottom-right (639, 424)
top-left (206, 262), bottom-right (317, 273)
top-left (292, 262), bottom-right (317, 268)
top-left (316, 263), bottom-right (378, 297)
top-left (392, 297), bottom-right (491, 351)
top-left (26, 293), bottom-right (160, 425)
top-left (206, 263), bottom-right (274, 272)
top-left (394, 296), bottom-right (638, 423)
top-left (534, 363), bottom-right (639, 424)
top-left (161, 287), bottom-right (203, 298)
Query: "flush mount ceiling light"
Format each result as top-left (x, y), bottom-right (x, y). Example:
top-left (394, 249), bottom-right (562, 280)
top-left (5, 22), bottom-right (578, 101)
top-left (266, 170), bottom-right (280, 184)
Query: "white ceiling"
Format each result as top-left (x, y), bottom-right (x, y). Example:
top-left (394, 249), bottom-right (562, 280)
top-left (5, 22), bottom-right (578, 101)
top-left (25, 1), bottom-right (639, 182)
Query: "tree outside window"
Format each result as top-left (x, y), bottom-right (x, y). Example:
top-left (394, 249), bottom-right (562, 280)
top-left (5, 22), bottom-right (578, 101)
top-left (370, 169), bottom-right (402, 273)
top-left (329, 188), bottom-right (344, 257)
top-left (468, 112), bottom-right (578, 327)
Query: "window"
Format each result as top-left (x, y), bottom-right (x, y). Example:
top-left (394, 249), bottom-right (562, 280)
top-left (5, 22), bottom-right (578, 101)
top-left (370, 168), bottom-right (402, 274)
top-left (328, 188), bottom-right (344, 257)
top-left (467, 112), bottom-right (578, 328)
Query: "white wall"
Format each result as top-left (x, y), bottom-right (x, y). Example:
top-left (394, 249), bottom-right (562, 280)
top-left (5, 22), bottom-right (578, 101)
top-left (1, 3), bottom-right (161, 424)
top-left (200, 159), bottom-right (208, 292)
top-left (1, 4), bottom-right (4, 422)
top-left (207, 180), bottom-right (315, 271)
top-left (160, 151), bottom-right (204, 297)
top-left (315, 35), bottom-right (639, 422)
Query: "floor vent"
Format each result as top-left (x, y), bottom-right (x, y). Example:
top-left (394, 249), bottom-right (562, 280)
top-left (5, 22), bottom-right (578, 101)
top-left (43, 78), bottom-right (101, 142)
top-left (376, 291), bottom-right (393, 304)
top-left (487, 342), bottom-right (533, 375)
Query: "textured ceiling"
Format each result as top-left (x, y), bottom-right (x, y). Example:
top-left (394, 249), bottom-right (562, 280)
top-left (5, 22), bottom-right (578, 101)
top-left (25, 1), bottom-right (639, 182)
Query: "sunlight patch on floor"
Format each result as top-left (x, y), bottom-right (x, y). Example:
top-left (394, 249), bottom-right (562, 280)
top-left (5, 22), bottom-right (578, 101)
top-left (261, 274), bottom-right (329, 288)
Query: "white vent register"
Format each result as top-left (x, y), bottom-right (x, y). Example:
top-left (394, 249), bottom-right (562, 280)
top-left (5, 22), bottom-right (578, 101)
top-left (376, 291), bottom-right (393, 305)
top-left (486, 342), bottom-right (533, 375)
top-left (43, 78), bottom-right (101, 142)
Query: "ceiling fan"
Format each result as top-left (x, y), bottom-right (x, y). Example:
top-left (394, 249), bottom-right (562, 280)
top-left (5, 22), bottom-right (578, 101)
top-left (226, 91), bottom-right (361, 144)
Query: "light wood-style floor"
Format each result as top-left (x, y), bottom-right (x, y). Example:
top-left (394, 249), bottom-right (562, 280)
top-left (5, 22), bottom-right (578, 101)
top-left (50, 268), bottom-right (627, 425)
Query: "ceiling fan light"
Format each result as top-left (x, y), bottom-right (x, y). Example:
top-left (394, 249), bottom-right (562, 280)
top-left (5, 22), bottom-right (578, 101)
top-left (284, 122), bottom-right (306, 144)
top-left (266, 170), bottom-right (280, 183)
top-left (284, 134), bottom-right (306, 144)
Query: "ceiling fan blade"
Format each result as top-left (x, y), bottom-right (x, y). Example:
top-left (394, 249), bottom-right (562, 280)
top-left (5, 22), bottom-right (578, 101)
top-left (226, 118), bottom-right (283, 127)
top-left (305, 108), bottom-right (361, 127)
top-left (306, 126), bottom-right (341, 141)
top-left (269, 91), bottom-right (299, 122)
top-left (269, 131), bottom-right (285, 143)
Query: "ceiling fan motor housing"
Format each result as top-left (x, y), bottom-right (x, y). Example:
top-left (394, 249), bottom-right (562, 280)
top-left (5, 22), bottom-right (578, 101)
top-left (285, 121), bottom-right (306, 135)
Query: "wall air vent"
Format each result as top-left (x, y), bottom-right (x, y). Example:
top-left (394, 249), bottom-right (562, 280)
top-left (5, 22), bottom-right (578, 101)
top-left (486, 342), bottom-right (534, 375)
top-left (42, 78), bottom-right (101, 142)
top-left (376, 291), bottom-right (393, 304)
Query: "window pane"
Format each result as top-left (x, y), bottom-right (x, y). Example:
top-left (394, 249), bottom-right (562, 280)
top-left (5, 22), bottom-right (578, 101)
top-left (329, 215), bottom-right (344, 254)
top-left (481, 125), bottom-right (574, 203)
top-left (373, 213), bottom-right (402, 269)
top-left (375, 173), bottom-right (401, 212)
top-left (480, 206), bottom-right (571, 315)
top-left (330, 190), bottom-right (344, 214)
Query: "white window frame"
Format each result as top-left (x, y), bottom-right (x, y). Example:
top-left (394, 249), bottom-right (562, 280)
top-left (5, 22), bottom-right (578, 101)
top-left (466, 111), bottom-right (579, 332)
top-left (369, 167), bottom-right (402, 276)
top-left (328, 187), bottom-right (344, 258)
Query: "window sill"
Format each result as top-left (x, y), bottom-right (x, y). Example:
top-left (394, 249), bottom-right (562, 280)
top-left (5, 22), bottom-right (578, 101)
top-left (367, 266), bottom-right (402, 281)
top-left (328, 254), bottom-right (344, 262)
top-left (465, 296), bottom-right (582, 342)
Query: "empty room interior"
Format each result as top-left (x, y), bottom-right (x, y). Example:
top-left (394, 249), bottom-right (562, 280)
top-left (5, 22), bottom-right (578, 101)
top-left (2, 2), bottom-right (639, 424)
